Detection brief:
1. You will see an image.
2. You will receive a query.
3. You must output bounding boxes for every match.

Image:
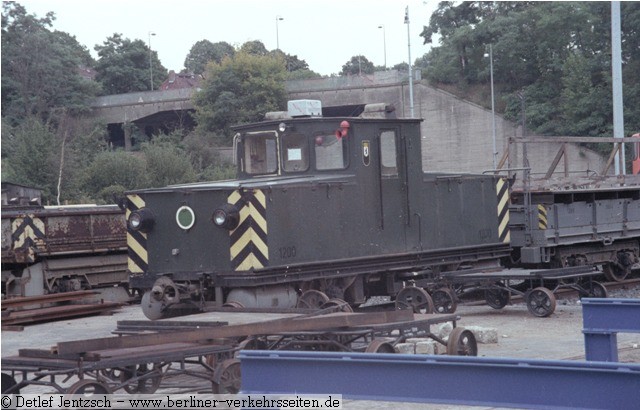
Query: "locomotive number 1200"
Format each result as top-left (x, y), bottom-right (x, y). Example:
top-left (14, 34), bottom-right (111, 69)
top-left (278, 246), bottom-right (297, 259)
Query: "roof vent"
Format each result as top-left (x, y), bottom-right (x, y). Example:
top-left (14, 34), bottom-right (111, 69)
top-left (360, 103), bottom-right (396, 119)
top-left (287, 100), bottom-right (322, 117)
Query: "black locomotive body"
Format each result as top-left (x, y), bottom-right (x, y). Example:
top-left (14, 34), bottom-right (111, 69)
top-left (127, 102), bottom-right (510, 319)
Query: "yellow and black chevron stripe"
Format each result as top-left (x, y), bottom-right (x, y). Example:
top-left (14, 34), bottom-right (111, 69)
top-left (537, 204), bottom-right (548, 230)
top-left (126, 194), bottom-right (148, 273)
top-left (11, 215), bottom-right (45, 262)
top-left (228, 189), bottom-right (268, 271)
top-left (496, 178), bottom-right (510, 243)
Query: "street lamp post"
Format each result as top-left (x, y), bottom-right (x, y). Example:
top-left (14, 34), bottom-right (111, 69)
top-left (148, 32), bottom-right (156, 91)
top-left (378, 25), bottom-right (387, 69)
top-left (404, 6), bottom-right (414, 118)
top-left (486, 44), bottom-right (497, 169)
top-left (276, 16), bottom-right (284, 49)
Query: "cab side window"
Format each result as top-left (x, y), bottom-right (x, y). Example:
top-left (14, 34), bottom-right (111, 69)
top-left (315, 133), bottom-right (348, 170)
top-left (380, 130), bottom-right (398, 177)
top-left (244, 133), bottom-right (278, 174)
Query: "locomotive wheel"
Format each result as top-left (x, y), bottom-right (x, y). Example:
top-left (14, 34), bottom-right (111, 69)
top-left (320, 298), bottom-right (354, 312)
top-left (432, 288), bottom-right (457, 314)
top-left (525, 287), bottom-right (556, 317)
top-left (447, 327), bottom-right (478, 356)
top-left (603, 263), bottom-right (630, 282)
top-left (141, 291), bottom-right (166, 320)
top-left (588, 282), bottom-right (608, 298)
top-left (120, 363), bottom-right (162, 394)
top-left (211, 359), bottom-right (241, 394)
top-left (296, 290), bottom-right (329, 309)
top-left (66, 379), bottom-right (112, 394)
top-left (222, 301), bottom-right (245, 308)
top-left (395, 287), bottom-right (434, 314)
top-left (365, 339), bottom-right (396, 353)
top-left (485, 287), bottom-right (511, 309)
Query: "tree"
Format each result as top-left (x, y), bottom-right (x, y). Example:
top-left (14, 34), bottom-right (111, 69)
top-left (83, 150), bottom-right (148, 202)
top-left (141, 136), bottom-right (197, 188)
top-left (193, 51), bottom-right (287, 143)
top-left (239, 40), bottom-right (268, 56)
top-left (184, 40), bottom-right (235, 75)
top-left (340, 55), bottom-right (375, 76)
top-left (1, 2), bottom-right (100, 126)
top-left (94, 33), bottom-right (168, 94)
top-left (2, 117), bottom-right (60, 202)
top-left (418, 1), bottom-right (639, 139)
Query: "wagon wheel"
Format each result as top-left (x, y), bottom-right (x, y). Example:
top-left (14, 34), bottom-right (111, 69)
top-left (603, 263), bottom-right (630, 282)
top-left (120, 363), bottom-right (162, 394)
top-left (587, 281), bottom-right (608, 298)
top-left (395, 287), bottom-right (434, 314)
top-left (296, 290), bottom-right (329, 309)
top-left (66, 379), bottom-right (112, 394)
top-left (432, 288), bottom-right (457, 314)
top-left (1, 373), bottom-right (19, 394)
top-left (485, 287), bottom-right (511, 309)
top-left (365, 339), bottom-right (395, 353)
top-left (525, 287), bottom-right (556, 317)
top-left (211, 359), bottom-right (241, 394)
top-left (446, 327), bottom-right (478, 356)
top-left (321, 298), bottom-right (354, 312)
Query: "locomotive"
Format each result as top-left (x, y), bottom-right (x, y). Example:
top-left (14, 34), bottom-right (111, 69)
top-left (126, 101), bottom-right (640, 319)
top-left (127, 101), bottom-right (511, 319)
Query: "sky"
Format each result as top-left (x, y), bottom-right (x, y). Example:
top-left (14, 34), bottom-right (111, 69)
top-left (18, 0), bottom-right (440, 76)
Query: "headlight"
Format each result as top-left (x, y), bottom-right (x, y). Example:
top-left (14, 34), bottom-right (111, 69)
top-left (212, 203), bottom-right (240, 230)
top-left (128, 208), bottom-right (155, 232)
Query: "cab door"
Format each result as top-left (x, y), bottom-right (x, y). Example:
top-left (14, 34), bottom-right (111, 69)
top-left (378, 128), bottom-right (409, 250)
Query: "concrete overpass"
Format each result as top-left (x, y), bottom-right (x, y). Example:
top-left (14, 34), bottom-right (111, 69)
top-left (91, 88), bottom-right (197, 150)
top-left (90, 71), bottom-right (608, 175)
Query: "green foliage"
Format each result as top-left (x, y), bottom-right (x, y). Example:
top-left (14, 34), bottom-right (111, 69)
top-left (141, 137), bottom-right (197, 188)
top-left (194, 50), bottom-right (287, 143)
top-left (184, 40), bottom-right (235, 75)
top-left (341, 56), bottom-right (375, 76)
top-left (1, 2), bottom-right (100, 126)
top-left (239, 40), bottom-right (268, 56)
top-left (94, 33), bottom-right (168, 94)
top-left (420, 1), bottom-right (639, 138)
top-left (1, 117), bottom-right (59, 201)
top-left (83, 150), bottom-right (148, 201)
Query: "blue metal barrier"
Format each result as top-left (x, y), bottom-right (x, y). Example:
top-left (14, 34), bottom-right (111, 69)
top-left (582, 298), bottom-right (640, 362)
top-left (239, 350), bottom-right (640, 409)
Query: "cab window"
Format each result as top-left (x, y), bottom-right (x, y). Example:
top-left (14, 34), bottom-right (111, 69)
top-left (282, 133), bottom-right (309, 172)
top-left (380, 130), bottom-right (398, 177)
top-left (315, 133), bottom-right (348, 170)
top-left (244, 133), bottom-right (278, 174)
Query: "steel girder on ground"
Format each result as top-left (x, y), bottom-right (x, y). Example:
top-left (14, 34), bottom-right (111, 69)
top-left (239, 350), bottom-right (640, 409)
